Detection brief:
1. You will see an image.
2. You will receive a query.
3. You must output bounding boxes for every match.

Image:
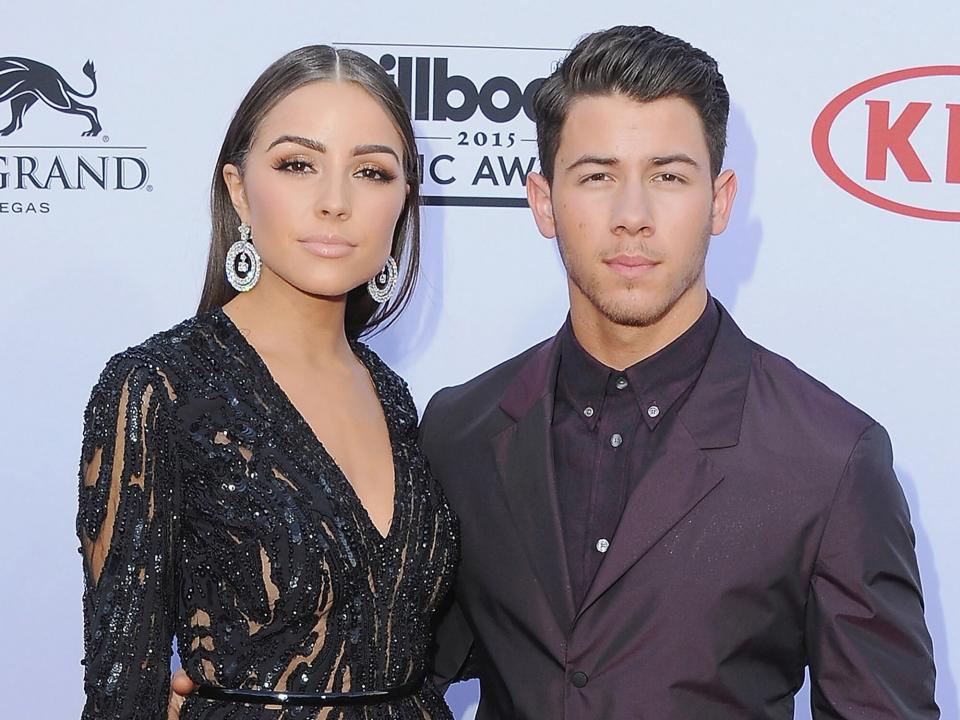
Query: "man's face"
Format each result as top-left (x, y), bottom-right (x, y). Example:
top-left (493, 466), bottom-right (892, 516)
top-left (528, 94), bottom-right (736, 329)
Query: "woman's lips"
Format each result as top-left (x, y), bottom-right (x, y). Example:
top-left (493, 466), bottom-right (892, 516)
top-left (298, 234), bottom-right (356, 258)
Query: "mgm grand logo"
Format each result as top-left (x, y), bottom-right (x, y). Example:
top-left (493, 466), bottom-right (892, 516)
top-left (337, 43), bottom-right (567, 207)
top-left (0, 56), bottom-right (152, 215)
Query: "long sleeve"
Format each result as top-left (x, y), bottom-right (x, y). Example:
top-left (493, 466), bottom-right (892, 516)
top-left (430, 595), bottom-right (479, 690)
top-left (77, 354), bottom-right (180, 720)
top-left (420, 391), bottom-right (477, 690)
top-left (806, 422), bottom-right (939, 719)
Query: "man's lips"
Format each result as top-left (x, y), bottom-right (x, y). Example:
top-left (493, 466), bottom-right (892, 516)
top-left (604, 254), bottom-right (660, 275)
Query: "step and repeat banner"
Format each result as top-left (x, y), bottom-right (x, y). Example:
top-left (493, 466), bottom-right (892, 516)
top-left (1, 2), bottom-right (957, 718)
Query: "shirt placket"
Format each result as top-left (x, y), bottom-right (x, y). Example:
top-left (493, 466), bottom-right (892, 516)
top-left (585, 373), bottom-right (635, 587)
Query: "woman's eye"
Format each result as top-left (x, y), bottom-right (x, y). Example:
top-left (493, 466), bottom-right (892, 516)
top-left (276, 159), bottom-right (312, 174)
top-left (356, 166), bottom-right (396, 183)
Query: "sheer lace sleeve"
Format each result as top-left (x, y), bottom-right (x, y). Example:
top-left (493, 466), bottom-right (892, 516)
top-left (76, 354), bottom-right (180, 720)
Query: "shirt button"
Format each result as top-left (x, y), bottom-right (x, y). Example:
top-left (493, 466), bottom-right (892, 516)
top-left (647, 405), bottom-right (660, 418)
top-left (583, 406), bottom-right (594, 418)
top-left (610, 433), bottom-right (623, 448)
top-left (596, 538), bottom-right (610, 553)
top-left (615, 377), bottom-right (628, 390)
top-left (571, 671), bottom-right (589, 688)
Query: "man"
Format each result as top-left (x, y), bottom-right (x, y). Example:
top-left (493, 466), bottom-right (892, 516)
top-left (172, 24), bottom-right (938, 719)
top-left (421, 24), bottom-right (939, 719)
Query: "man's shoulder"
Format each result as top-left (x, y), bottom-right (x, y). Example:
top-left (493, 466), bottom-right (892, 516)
top-left (421, 338), bottom-right (551, 432)
top-left (747, 337), bottom-right (878, 445)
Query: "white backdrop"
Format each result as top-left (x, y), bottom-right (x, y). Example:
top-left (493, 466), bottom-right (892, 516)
top-left (1, 2), bottom-right (957, 718)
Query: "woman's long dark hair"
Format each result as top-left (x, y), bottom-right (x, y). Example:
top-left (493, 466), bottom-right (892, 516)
top-left (197, 46), bottom-right (420, 340)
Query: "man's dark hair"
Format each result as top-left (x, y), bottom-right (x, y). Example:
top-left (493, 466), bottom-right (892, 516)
top-left (533, 25), bottom-right (729, 182)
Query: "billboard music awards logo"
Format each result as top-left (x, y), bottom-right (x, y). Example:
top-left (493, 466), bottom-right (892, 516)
top-left (336, 42), bottom-right (567, 207)
top-left (0, 55), bottom-right (153, 215)
top-left (812, 65), bottom-right (960, 222)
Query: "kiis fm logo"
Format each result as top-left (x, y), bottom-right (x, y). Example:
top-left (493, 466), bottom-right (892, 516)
top-left (338, 43), bottom-right (566, 207)
top-left (0, 55), bottom-right (153, 216)
top-left (812, 66), bottom-right (960, 222)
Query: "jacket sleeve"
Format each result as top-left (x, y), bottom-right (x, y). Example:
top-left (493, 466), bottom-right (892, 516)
top-left (430, 594), bottom-right (479, 690)
top-left (77, 354), bottom-right (180, 720)
top-left (421, 389), bottom-right (478, 690)
top-left (806, 422), bottom-right (939, 718)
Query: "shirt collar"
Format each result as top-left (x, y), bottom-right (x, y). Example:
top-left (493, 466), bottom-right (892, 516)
top-left (556, 297), bottom-right (721, 430)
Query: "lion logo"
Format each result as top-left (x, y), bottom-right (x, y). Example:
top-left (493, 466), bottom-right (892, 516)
top-left (0, 57), bottom-right (102, 137)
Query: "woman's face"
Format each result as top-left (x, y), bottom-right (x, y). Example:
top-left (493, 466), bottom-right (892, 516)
top-left (224, 80), bottom-right (408, 300)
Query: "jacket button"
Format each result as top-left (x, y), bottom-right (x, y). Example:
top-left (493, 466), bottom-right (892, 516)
top-left (571, 671), bottom-right (589, 688)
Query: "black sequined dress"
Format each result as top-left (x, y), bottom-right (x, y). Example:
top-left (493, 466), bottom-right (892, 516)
top-left (77, 309), bottom-right (459, 720)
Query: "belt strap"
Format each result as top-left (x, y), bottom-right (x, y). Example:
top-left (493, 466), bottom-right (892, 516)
top-left (196, 673), bottom-right (425, 707)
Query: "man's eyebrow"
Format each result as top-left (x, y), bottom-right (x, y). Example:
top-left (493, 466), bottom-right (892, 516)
top-left (650, 153), bottom-right (700, 168)
top-left (352, 144), bottom-right (400, 162)
top-left (566, 155), bottom-right (619, 171)
top-left (267, 135), bottom-right (325, 152)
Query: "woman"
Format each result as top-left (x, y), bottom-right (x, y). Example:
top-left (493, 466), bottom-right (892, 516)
top-left (77, 46), bottom-right (458, 720)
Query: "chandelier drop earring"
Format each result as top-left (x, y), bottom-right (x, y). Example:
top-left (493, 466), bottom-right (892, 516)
top-left (225, 222), bottom-right (261, 292)
top-left (367, 256), bottom-right (399, 304)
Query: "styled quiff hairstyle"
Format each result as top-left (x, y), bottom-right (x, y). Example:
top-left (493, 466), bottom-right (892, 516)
top-left (198, 45), bottom-right (420, 340)
top-left (533, 25), bottom-right (730, 182)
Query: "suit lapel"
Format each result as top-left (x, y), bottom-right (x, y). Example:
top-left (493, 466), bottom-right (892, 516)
top-left (491, 337), bottom-right (577, 631)
top-left (577, 422), bottom-right (724, 617)
top-left (578, 302), bottom-right (756, 617)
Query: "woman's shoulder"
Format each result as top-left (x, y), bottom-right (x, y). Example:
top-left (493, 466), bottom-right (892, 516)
top-left (352, 341), bottom-right (419, 428)
top-left (93, 311), bottom-right (227, 399)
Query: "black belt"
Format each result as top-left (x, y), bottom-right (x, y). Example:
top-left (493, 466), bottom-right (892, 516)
top-left (196, 673), bottom-right (426, 707)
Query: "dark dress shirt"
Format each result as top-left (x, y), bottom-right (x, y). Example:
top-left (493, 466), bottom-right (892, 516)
top-left (553, 299), bottom-right (720, 604)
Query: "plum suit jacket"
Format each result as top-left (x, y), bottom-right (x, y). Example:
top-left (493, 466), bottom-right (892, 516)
top-left (421, 302), bottom-right (938, 719)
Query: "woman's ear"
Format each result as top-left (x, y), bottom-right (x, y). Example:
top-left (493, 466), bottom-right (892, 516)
top-left (222, 164), bottom-right (250, 224)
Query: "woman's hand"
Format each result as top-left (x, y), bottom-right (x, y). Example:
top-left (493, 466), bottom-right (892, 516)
top-left (166, 669), bottom-right (197, 720)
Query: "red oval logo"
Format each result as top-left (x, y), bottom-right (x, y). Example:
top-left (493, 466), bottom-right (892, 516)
top-left (811, 65), bottom-right (960, 222)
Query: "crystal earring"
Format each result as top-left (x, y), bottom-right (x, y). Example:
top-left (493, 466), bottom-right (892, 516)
top-left (367, 256), bottom-right (398, 303)
top-left (225, 222), bottom-right (261, 292)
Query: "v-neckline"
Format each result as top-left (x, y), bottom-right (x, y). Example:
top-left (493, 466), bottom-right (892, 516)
top-left (213, 307), bottom-right (400, 543)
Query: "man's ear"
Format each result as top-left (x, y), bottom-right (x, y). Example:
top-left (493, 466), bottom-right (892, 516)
top-left (526, 171), bottom-right (557, 239)
top-left (710, 169), bottom-right (737, 235)
top-left (222, 164), bottom-right (250, 224)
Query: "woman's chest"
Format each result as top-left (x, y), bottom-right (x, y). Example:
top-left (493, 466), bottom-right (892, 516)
top-left (173, 384), bottom-right (452, 574)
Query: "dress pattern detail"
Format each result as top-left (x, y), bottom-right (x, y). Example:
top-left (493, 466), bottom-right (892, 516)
top-left (78, 310), bottom-right (459, 719)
